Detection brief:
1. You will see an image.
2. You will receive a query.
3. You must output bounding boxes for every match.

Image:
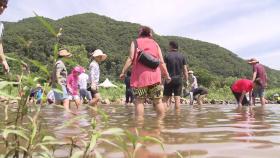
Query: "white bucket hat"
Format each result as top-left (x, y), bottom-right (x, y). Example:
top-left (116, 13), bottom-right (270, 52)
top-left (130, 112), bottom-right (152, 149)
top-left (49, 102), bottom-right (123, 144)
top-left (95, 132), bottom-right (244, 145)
top-left (247, 58), bottom-right (259, 64)
top-left (58, 49), bottom-right (72, 57)
top-left (91, 49), bottom-right (107, 61)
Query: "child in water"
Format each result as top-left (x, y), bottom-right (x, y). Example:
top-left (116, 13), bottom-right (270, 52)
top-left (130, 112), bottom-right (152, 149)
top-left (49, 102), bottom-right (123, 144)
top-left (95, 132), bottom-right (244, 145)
top-left (67, 66), bottom-right (85, 109)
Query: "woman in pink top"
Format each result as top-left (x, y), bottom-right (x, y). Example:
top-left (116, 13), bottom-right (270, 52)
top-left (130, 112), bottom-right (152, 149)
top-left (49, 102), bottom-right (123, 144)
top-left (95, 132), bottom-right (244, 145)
top-left (120, 26), bottom-right (171, 117)
top-left (67, 66), bottom-right (84, 109)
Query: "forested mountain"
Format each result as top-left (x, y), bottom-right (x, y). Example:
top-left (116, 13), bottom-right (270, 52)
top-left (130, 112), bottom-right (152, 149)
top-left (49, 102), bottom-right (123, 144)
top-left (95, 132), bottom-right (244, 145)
top-left (2, 13), bottom-right (280, 87)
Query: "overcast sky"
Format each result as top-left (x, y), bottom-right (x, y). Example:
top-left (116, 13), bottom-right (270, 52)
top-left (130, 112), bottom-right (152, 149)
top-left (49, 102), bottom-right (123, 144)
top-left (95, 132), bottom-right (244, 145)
top-left (1, 0), bottom-right (280, 70)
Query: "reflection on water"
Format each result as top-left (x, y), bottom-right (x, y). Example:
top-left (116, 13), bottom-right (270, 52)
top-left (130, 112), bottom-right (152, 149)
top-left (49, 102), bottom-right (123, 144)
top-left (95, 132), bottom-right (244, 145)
top-left (2, 104), bottom-right (280, 158)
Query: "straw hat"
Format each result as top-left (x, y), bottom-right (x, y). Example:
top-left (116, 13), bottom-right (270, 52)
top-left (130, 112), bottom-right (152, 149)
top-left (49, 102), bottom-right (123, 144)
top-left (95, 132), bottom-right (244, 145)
top-left (188, 70), bottom-right (194, 74)
top-left (91, 49), bottom-right (107, 61)
top-left (58, 49), bottom-right (72, 57)
top-left (247, 58), bottom-right (259, 64)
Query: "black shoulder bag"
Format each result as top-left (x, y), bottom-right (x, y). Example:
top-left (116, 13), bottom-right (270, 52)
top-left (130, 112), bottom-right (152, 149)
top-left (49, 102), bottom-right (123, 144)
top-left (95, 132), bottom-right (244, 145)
top-left (133, 40), bottom-right (160, 69)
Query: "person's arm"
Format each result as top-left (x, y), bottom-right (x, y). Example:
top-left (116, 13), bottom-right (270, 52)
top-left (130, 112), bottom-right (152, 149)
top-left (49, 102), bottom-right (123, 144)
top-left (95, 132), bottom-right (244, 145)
top-left (238, 91), bottom-right (246, 106)
top-left (249, 91), bottom-right (253, 106)
top-left (252, 71), bottom-right (257, 82)
top-left (157, 44), bottom-right (171, 80)
top-left (56, 63), bottom-right (63, 85)
top-left (120, 42), bottom-right (134, 80)
top-left (183, 65), bottom-right (188, 80)
top-left (252, 65), bottom-right (257, 81)
top-left (66, 76), bottom-right (73, 94)
top-left (0, 42), bottom-right (9, 72)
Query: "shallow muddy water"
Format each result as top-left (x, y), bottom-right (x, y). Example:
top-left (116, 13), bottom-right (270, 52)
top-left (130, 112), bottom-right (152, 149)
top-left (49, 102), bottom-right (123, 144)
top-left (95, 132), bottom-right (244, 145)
top-left (3, 104), bottom-right (280, 158)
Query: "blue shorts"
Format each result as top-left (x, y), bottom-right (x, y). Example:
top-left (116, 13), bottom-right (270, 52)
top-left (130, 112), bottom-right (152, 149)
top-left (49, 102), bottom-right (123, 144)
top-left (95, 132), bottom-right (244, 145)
top-left (253, 85), bottom-right (265, 98)
top-left (79, 89), bottom-right (92, 100)
top-left (53, 85), bottom-right (68, 101)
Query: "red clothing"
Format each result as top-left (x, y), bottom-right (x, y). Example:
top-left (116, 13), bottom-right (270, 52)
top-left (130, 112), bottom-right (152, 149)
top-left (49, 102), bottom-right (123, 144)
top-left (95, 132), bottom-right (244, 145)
top-left (231, 79), bottom-right (253, 93)
top-left (253, 63), bottom-right (267, 88)
top-left (130, 37), bottom-right (161, 88)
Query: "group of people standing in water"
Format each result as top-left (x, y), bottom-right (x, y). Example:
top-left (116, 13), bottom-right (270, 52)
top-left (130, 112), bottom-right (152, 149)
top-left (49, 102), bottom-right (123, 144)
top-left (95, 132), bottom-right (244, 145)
top-left (120, 26), bottom-right (209, 117)
top-left (120, 26), bottom-right (267, 117)
top-left (50, 49), bottom-right (107, 113)
top-left (0, 0), bottom-right (268, 117)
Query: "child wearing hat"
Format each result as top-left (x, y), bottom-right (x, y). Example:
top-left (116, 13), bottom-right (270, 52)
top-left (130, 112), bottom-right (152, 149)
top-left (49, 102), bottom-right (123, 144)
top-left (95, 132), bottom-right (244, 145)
top-left (88, 49), bottom-right (107, 106)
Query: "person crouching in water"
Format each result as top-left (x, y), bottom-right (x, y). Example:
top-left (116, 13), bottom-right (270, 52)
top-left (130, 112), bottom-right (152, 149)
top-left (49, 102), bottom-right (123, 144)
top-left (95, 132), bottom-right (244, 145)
top-left (231, 78), bottom-right (254, 107)
top-left (190, 87), bottom-right (208, 105)
top-left (67, 66), bottom-right (85, 109)
top-left (88, 49), bottom-right (107, 106)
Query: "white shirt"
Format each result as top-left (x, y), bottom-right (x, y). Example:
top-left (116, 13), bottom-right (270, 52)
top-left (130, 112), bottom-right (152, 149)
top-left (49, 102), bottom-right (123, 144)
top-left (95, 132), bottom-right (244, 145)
top-left (89, 60), bottom-right (100, 85)
top-left (190, 75), bottom-right (198, 89)
top-left (47, 90), bottom-right (55, 101)
top-left (78, 72), bottom-right (89, 89)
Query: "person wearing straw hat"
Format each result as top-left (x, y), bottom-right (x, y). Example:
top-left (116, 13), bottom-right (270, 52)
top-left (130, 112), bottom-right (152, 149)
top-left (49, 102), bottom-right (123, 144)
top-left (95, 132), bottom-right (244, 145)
top-left (88, 49), bottom-right (107, 106)
top-left (0, 0), bottom-right (9, 73)
top-left (188, 70), bottom-right (198, 90)
top-left (247, 58), bottom-right (267, 106)
top-left (51, 49), bottom-right (72, 113)
top-left (188, 70), bottom-right (198, 105)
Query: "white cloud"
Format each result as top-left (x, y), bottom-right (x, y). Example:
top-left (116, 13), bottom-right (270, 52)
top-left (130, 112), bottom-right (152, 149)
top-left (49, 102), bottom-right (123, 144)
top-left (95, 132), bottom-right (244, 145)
top-left (254, 49), bottom-right (280, 70)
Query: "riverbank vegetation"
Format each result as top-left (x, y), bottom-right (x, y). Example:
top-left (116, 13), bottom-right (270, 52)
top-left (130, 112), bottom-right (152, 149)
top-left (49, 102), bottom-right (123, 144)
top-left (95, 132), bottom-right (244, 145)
top-left (1, 13), bottom-right (280, 89)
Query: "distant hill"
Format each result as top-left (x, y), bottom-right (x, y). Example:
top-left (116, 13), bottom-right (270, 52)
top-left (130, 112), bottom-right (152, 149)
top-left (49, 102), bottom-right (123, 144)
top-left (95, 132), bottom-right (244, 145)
top-left (2, 13), bottom-right (280, 87)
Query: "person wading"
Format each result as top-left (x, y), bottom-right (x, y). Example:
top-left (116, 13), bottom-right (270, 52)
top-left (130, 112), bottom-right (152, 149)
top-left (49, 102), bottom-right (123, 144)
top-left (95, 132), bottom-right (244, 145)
top-left (163, 41), bottom-right (188, 110)
top-left (120, 26), bottom-right (171, 117)
top-left (88, 49), bottom-right (107, 106)
top-left (247, 58), bottom-right (267, 106)
top-left (51, 49), bottom-right (73, 113)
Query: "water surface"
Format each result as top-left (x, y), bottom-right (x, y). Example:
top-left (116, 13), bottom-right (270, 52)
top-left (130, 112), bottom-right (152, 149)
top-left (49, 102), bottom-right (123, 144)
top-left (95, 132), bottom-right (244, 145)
top-left (3, 104), bottom-right (280, 158)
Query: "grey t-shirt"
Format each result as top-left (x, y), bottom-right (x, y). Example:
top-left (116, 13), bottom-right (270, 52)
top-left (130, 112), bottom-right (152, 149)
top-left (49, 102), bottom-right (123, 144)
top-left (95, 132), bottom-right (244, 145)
top-left (52, 60), bottom-right (67, 86)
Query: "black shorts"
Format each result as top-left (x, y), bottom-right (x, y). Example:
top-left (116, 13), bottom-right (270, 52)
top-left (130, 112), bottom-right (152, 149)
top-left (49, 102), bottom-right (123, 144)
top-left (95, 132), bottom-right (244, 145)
top-left (230, 87), bottom-right (249, 106)
top-left (192, 87), bottom-right (208, 98)
top-left (87, 87), bottom-right (99, 97)
top-left (163, 76), bottom-right (182, 96)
